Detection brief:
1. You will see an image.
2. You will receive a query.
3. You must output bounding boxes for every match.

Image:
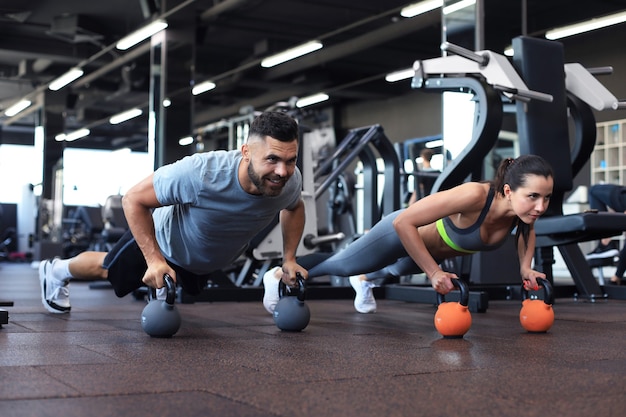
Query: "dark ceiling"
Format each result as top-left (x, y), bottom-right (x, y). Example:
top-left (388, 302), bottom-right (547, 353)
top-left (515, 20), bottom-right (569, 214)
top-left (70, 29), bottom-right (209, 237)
top-left (1, 0), bottom-right (626, 151)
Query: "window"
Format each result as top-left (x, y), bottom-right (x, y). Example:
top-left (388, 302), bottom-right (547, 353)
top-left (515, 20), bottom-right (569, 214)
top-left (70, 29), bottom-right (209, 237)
top-left (63, 148), bottom-right (151, 206)
top-left (0, 144), bottom-right (42, 203)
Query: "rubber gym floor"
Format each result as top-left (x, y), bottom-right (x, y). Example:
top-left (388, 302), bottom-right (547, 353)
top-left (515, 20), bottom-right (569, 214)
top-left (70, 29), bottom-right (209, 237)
top-left (1, 262), bottom-right (625, 417)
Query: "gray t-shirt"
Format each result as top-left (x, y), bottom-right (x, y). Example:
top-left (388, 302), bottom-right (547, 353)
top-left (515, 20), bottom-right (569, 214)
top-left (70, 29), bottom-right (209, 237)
top-left (152, 150), bottom-right (302, 274)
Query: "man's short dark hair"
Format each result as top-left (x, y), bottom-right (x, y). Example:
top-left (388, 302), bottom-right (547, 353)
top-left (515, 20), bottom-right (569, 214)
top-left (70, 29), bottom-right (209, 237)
top-left (248, 111), bottom-right (299, 142)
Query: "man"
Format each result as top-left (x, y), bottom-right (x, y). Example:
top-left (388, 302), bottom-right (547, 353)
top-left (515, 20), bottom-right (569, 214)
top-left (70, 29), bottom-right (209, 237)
top-left (407, 148), bottom-right (440, 205)
top-left (39, 111), bottom-right (308, 313)
top-left (585, 183), bottom-right (625, 284)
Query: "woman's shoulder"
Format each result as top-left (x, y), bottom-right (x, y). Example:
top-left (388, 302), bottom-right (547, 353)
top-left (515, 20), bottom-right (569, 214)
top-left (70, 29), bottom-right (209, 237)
top-left (418, 181), bottom-right (489, 212)
top-left (452, 181), bottom-right (490, 195)
top-left (443, 182), bottom-right (491, 208)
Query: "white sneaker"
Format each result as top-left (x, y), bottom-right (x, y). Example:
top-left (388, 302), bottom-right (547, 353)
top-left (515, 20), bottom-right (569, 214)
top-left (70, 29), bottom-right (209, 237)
top-left (349, 275), bottom-right (377, 313)
top-left (39, 259), bottom-right (71, 313)
top-left (263, 266), bottom-right (281, 314)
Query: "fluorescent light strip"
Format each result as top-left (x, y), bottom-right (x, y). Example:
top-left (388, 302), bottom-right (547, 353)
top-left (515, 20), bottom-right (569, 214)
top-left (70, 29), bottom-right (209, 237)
top-left (49, 68), bottom-right (84, 91)
top-left (64, 128), bottom-right (90, 142)
top-left (443, 0), bottom-right (476, 15)
top-left (425, 139), bottom-right (444, 148)
top-left (178, 136), bottom-right (194, 146)
top-left (545, 10), bottom-right (626, 40)
top-left (192, 81), bottom-right (216, 96)
top-left (116, 19), bottom-right (168, 50)
top-left (385, 68), bottom-right (416, 82)
top-left (109, 108), bottom-right (143, 125)
top-left (401, 0), bottom-right (443, 18)
top-left (261, 40), bottom-right (323, 68)
top-left (4, 99), bottom-right (32, 117)
top-left (296, 93), bottom-right (329, 108)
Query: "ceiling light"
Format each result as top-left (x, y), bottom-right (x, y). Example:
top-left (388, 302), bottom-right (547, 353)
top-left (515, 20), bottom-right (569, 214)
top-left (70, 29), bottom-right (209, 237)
top-left (296, 93), bottom-right (329, 108)
top-left (64, 128), bottom-right (90, 142)
top-left (425, 139), bottom-right (443, 148)
top-left (443, 0), bottom-right (476, 15)
top-left (178, 136), bottom-right (194, 146)
top-left (545, 10), bottom-right (626, 40)
top-left (385, 68), bottom-right (416, 82)
top-left (400, 0), bottom-right (443, 18)
top-left (261, 40), bottom-right (323, 68)
top-left (4, 99), bottom-right (32, 117)
top-left (192, 80), bottom-right (216, 96)
top-left (116, 19), bottom-right (168, 50)
top-left (504, 45), bottom-right (514, 56)
top-left (49, 67), bottom-right (84, 91)
top-left (162, 98), bottom-right (171, 107)
top-left (109, 108), bottom-right (143, 125)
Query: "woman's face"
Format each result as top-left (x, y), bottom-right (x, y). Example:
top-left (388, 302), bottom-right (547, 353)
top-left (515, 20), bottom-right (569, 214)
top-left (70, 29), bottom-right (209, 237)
top-left (505, 174), bottom-right (553, 224)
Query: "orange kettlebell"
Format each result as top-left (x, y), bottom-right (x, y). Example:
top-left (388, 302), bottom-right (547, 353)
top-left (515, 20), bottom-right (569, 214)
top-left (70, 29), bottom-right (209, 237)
top-left (519, 277), bottom-right (554, 333)
top-left (434, 278), bottom-right (472, 338)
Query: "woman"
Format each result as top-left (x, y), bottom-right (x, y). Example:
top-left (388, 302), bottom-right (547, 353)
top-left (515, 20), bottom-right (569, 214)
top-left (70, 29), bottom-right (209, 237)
top-left (264, 154), bottom-right (554, 314)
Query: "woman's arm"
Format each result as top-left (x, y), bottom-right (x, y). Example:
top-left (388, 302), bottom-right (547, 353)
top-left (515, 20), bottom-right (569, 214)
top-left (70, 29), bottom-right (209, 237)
top-left (393, 182), bottom-right (487, 294)
top-left (517, 225), bottom-right (545, 290)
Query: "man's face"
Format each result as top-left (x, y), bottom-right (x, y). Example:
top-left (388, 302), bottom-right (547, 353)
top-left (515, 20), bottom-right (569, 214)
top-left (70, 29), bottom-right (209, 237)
top-left (244, 136), bottom-right (298, 197)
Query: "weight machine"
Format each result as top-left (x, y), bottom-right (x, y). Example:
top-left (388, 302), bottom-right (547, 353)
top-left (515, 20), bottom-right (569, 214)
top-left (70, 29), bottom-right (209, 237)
top-left (386, 39), bottom-right (626, 311)
top-left (385, 41), bottom-right (554, 312)
top-left (512, 36), bottom-right (626, 302)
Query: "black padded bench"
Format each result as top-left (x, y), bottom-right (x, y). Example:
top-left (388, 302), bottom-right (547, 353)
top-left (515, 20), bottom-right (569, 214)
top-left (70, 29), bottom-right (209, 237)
top-left (534, 212), bottom-right (626, 246)
top-left (534, 212), bottom-right (626, 296)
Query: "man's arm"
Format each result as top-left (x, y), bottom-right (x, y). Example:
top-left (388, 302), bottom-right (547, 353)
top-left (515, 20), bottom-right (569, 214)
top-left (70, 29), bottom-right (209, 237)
top-left (279, 197), bottom-right (307, 283)
top-left (121, 173), bottom-right (173, 289)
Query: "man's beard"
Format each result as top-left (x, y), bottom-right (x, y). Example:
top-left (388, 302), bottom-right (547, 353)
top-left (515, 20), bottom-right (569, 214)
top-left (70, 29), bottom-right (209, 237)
top-left (248, 160), bottom-right (285, 197)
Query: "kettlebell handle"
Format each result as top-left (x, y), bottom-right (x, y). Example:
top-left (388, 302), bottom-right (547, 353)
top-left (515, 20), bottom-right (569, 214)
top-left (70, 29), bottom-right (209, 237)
top-left (149, 274), bottom-right (177, 305)
top-left (278, 272), bottom-right (307, 302)
top-left (521, 277), bottom-right (554, 305)
top-left (436, 278), bottom-right (469, 307)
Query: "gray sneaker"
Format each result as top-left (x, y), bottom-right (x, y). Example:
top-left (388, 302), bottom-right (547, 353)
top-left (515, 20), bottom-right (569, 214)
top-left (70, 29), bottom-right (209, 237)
top-left (39, 259), bottom-right (71, 313)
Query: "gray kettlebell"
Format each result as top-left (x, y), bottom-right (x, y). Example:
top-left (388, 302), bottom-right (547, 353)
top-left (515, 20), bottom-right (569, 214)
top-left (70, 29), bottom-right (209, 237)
top-left (273, 273), bottom-right (310, 332)
top-left (141, 274), bottom-right (181, 338)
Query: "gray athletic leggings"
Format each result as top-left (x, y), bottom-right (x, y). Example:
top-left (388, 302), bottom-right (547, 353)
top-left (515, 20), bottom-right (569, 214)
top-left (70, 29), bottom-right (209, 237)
top-left (304, 209), bottom-right (424, 280)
